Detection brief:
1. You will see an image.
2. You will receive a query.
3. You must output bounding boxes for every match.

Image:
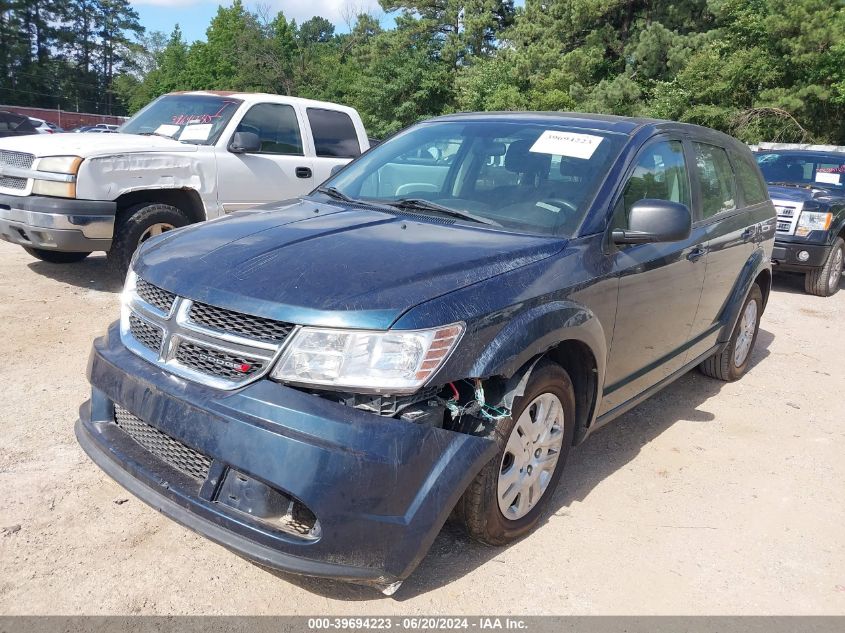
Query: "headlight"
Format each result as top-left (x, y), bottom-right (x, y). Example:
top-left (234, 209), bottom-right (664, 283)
top-left (119, 269), bottom-right (138, 337)
top-left (32, 155), bottom-right (81, 198)
top-left (270, 323), bottom-right (464, 393)
top-left (31, 179), bottom-right (76, 197)
top-left (36, 156), bottom-right (82, 174)
top-left (796, 211), bottom-right (832, 237)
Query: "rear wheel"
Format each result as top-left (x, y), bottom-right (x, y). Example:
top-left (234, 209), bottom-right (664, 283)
top-left (23, 247), bottom-right (90, 264)
top-left (456, 362), bottom-right (575, 545)
top-left (699, 283), bottom-right (762, 382)
top-left (107, 203), bottom-right (190, 275)
top-left (804, 237), bottom-right (844, 297)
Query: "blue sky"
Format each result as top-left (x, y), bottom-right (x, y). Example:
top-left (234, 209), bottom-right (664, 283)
top-left (131, 1), bottom-right (388, 42)
top-left (131, 1), bottom-right (525, 43)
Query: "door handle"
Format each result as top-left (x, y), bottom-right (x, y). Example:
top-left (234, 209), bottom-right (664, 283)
top-left (741, 226), bottom-right (756, 241)
top-left (295, 167), bottom-right (312, 179)
top-left (687, 245), bottom-right (707, 262)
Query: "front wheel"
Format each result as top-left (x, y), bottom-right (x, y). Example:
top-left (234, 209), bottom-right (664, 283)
top-left (23, 247), bottom-right (90, 264)
top-left (107, 203), bottom-right (190, 275)
top-left (456, 362), bottom-right (576, 545)
top-left (804, 237), bottom-right (844, 297)
top-left (699, 283), bottom-right (763, 382)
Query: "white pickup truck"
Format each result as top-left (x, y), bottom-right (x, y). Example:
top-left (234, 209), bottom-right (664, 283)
top-left (0, 91), bottom-right (369, 271)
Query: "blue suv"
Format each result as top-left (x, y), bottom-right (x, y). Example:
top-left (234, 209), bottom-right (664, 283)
top-left (76, 113), bottom-right (775, 594)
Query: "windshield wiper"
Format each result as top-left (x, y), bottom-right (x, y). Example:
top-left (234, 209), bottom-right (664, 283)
top-left (389, 198), bottom-right (500, 226)
top-left (315, 186), bottom-right (358, 203)
top-left (136, 131), bottom-right (177, 140)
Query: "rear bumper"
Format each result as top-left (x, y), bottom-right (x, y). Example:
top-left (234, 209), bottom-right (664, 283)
top-left (0, 193), bottom-right (114, 252)
top-left (76, 323), bottom-right (496, 586)
top-left (771, 240), bottom-right (830, 271)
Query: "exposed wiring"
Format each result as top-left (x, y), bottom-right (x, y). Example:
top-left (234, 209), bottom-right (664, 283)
top-left (444, 378), bottom-right (511, 423)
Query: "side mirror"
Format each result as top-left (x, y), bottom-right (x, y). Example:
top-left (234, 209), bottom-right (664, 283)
top-left (330, 164), bottom-right (344, 176)
top-left (612, 199), bottom-right (692, 245)
top-left (229, 131), bottom-right (261, 154)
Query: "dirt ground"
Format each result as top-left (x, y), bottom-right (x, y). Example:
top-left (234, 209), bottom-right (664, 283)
top-left (0, 239), bottom-right (843, 615)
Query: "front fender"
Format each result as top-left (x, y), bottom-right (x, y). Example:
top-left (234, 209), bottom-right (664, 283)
top-left (467, 300), bottom-right (607, 385)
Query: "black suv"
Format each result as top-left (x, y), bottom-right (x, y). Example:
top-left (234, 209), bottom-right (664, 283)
top-left (76, 113), bottom-right (775, 594)
top-left (755, 149), bottom-right (845, 296)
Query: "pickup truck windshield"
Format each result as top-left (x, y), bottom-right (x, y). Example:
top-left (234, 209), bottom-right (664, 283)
top-left (756, 152), bottom-right (845, 190)
top-left (120, 94), bottom-right (243, 145)
top-left (321, 120), bottom-right (626, 237)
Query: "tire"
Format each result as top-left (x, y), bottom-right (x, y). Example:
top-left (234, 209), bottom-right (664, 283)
top-left (23, 247), bottom-right (90, 264)
top-left (107, 203), bottom-right (190, 275)
top-left (456, 361), bottom-right (576, 546)
top-left (699, 283), bottom-right (763, 382)
top-left (804, 237), bottom-right (844, 297)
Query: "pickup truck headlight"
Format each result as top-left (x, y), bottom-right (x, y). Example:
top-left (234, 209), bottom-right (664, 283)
top-left (270, 323), bottom-right (464, 393)
top-left (796, 211), bottom-right (832, 237)
top-left (32, 155), bottom-right (82, 198)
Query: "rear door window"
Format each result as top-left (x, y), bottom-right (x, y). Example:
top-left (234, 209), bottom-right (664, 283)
top-left (693, 142), bottom-right (737, 219)
top-left (306, 108), bottom-right (361, 158)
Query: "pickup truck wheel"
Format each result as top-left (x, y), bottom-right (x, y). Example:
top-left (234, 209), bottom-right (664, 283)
top-left (22, 247), bottom-right (90, 264)
top-left (699, 283), bottom-right (762, 382)
top-left (456, 362), bottom-right (575, 546)
top-left (107, 203), bottom-right (189, 275)
top-left (804, 238), bottom-right (844, 297)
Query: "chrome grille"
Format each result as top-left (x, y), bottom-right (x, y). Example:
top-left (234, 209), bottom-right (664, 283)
top-left (175, 342), bottom-right (264, 380)
top-left (135, 278), bottom-right (176, 314)
top-left (773, 201), bottom-right (801, 236)
top-left (188, 302), bottom-right (294, 343)
top-left (122, 273), bottom-right (287, 389)
top-left (0, 175), bottom-right (26, 190)
top-left (129, 314), bottom-right (163, 353)
top-left (0, 150), bottom-right (34, 169)
top-left (114, 405), bottom-right (212, 481)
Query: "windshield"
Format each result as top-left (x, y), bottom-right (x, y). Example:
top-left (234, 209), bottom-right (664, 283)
top-left (120, 94), bottom-right (243, 145)
top-left (756, 152), bottom-right (845, 190)
top-left (319, 120), bottom-right (626, 237)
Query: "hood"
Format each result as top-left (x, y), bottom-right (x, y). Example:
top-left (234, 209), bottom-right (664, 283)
top-left (767, 184), bottom-right (843, 205)
top-left (0, 132), bottom-right (197, 159)
top-left (135, 200), bottom-right (565, 330)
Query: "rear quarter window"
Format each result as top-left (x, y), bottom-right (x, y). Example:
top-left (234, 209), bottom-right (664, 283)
top-left (307, 108), bottom-right (361, 159)
top-left (731, 151), bottom-right (769, 205)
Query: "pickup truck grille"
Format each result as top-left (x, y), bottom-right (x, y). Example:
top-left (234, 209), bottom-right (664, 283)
top-left (0, 150), bottom-right (34, 192)
top-left (121, 275), bottom-right (294, 389)
top-left (114, 405), bottom-right (212, 481)
top-left (0, 150), bottom-right (34, 169)
top-left (773, 200), bottom-right (801, 236)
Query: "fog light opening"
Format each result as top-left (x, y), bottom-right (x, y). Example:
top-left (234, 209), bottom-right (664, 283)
top-left (797, 250), bottom-right (810, 262)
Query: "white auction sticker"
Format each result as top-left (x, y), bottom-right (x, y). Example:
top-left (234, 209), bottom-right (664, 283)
top-left (154, 124), bottom-right (180, 137)
top-left (815, 171), bottom-right (841, 185)
top-left (179, 123), bottom-right (213, 141)
top-left (529, 130), bottom-right (604, 159)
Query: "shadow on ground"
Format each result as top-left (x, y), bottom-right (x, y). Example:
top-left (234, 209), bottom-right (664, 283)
top-left (27, 254), bottom-right (123, 292)
top-left (255, 329), bottom-right (775, 601)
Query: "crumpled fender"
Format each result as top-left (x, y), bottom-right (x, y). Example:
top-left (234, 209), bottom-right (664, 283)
top-left (467, 300), bottom-right (607, 385)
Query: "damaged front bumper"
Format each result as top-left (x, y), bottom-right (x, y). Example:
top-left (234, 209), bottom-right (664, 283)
top-left (76, 324), bottom-right (497, 590)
